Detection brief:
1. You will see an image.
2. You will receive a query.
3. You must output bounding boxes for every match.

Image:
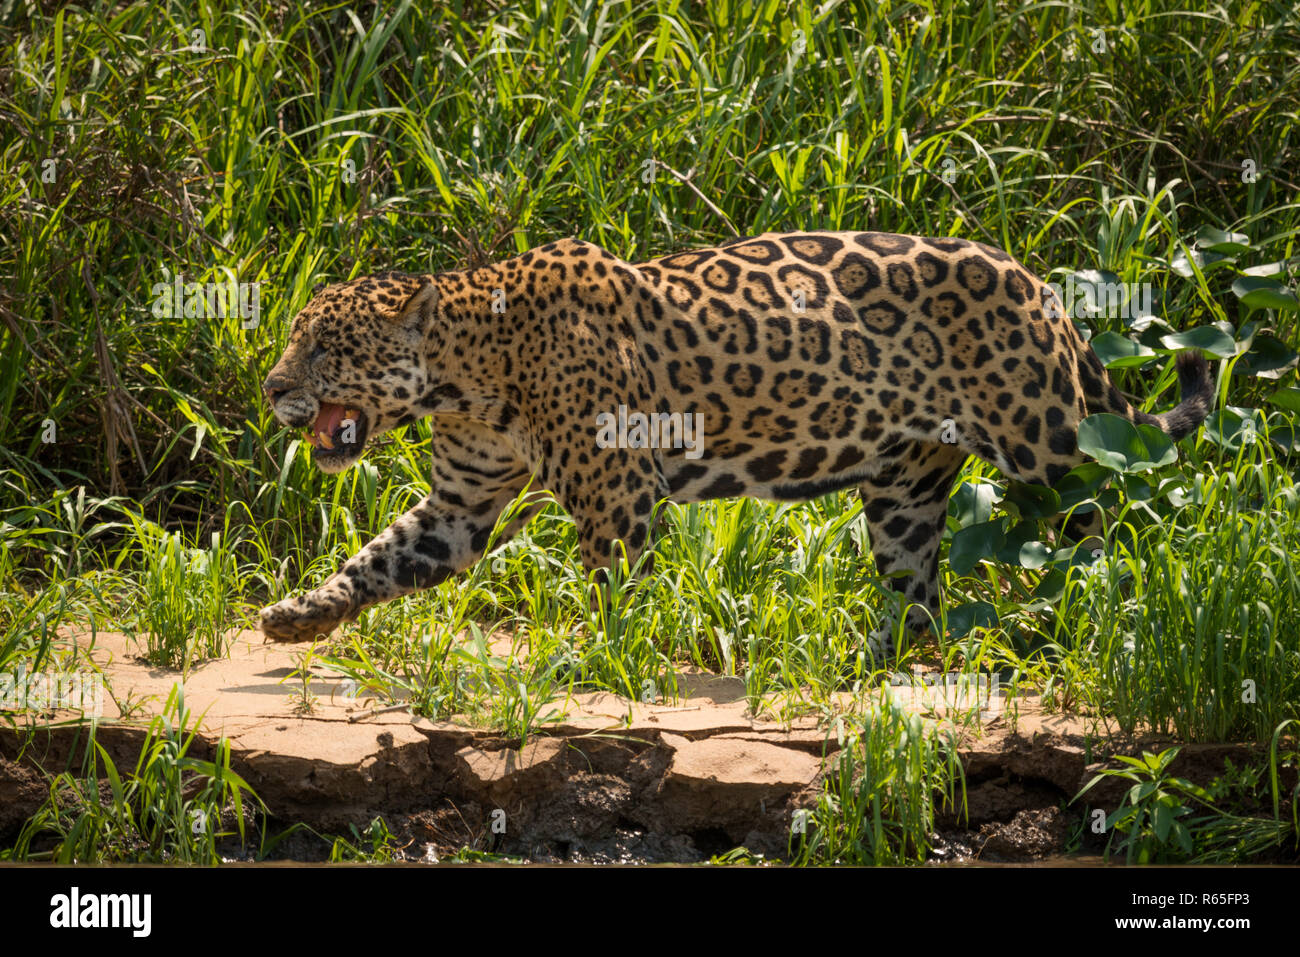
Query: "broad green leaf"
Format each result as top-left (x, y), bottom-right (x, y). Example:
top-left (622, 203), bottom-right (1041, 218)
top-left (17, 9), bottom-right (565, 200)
top-left (1120, 471), bottom-right (1158, 501)
top-left (1077, 413), bottom-right (1178, 472)
top-left (948, 520), bottom-right (1004, 576)
top-left (1064, 270), bottom-right (1126, 319)
top-left (1158, 325), bottom-right (1236, 357)
top-left (1233, 334), bottom-right (1299, 379)
top-left (1130, 314), bottom-right (1174, 334)
top-left (1072, 268), bottom-right (1122, 284)
top-left (1131, 316), bottom-right (1176, 350)
top-left (1016, 540), bottom-right (1054, 570)
top-left (1194, 226), bottom-right (1252, 255)
top-left (1173, 820), bottom-right (1193, 854)
top-left (1234, 318), bottom-right (1262, 353)
top-left (1053, 462), bottom-right (1114, 510)
top-left (946, 601), bottom-right (998, 638)
top-left (1267, 424), bottom-right (1300, 455)
top-left (1090, 331), bottom-right (1156, 369)
top-left (1203, 407), bottom-right (1266, 452)
top-left (1231, 277), bottom-right (1300, 312)
top-left (1267, 385), bottom-right (1300, 413)
top-left (995, 521), bottom-right (1043, 566)
top-left (1153, 804), bottom-right (1172, 843)
top-left (1242, 258), bottom-right (1300, 278)
top-left (949, 480), bottom-right (998, 527)
top-left (1169, 248), bottom-right (1233, 278)
top-left (1001, 481), bottom-right (1061, 520)
top-left (1032, 567), bottom-right (1067, 601)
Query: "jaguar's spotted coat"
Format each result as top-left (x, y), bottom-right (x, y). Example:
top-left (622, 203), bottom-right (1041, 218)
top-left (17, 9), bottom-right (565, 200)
top-left (260, 232), bottom-right (1212, 649)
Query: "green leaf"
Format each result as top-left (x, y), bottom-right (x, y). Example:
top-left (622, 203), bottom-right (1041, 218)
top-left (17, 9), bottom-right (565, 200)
top-left (1267, 424), bottom-right (1300, 456)
top-left (1233, 334), bottom-right (1299, 379)
top-left (1158, 325), bottom-right (1237, 358)
top-left (946, 601), bottom-right (998, 638)
top-left (1090, 331), bottom-right (1156, 369)
top-left (1053, 462), bottom-right (1114, 510)
top-left (995, 521), bottom-right (1044, 566)
top-left (1169, 248), bottom-right (1233, 278)
top-left (1072, 268), bottom-right (1122, 285)
top-left (1077, 414), bottom-right (1179, 472)
top-left (948, 520), bottom-right (1004, 576)
top-left (949, 480), bottom-right (998, 527)
top-left (1120, 471), bottom-right (1158, 501)
top-left (1234, 318), bottom-right (1262, 354)
top-left (1153, 805), bottom-right (1172, 843)
top-left (1203, 407), bottom-right (1267, 452)
top-left (1033, 567), bottom-right (1067, 601)
top-left (1194, 226), bottom-right (1252, 255)
top-left (1173, 820), bottom-right (1193, 854)
top-left (1000, 481), bottom-right (1061, 520)
top-left (1016, 540), bottom-right (1054, 570)
top-left (1131, 315), bottom-right (1176, 350)
top-left (1064, 269), bottom-right (1126, 320)
top-left (1231, 277), bottom-right (1300, 312)
top-left (190, 422), bottom-right (207, 460)
top-left (1241, 258), bottom-right (1300, 279)
top-left (1267, 386), bottom-right (1300, 413)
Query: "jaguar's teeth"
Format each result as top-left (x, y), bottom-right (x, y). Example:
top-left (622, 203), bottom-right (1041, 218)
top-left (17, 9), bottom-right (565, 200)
top-left (317, 431), bottom-right (335, 450)
top-left (344, 408), bottom-right (358, 420)
top-left (304, 430), bottom-right (317, 447)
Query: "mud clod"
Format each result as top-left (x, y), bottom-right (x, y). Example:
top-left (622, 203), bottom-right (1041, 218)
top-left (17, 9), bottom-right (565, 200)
top-left (976, 807), bottom-right (1070, 861)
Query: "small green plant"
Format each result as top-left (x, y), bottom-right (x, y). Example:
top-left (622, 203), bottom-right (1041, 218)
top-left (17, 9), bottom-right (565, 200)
top-left (103, 683), bottom-right (155, 722)
top-left (283, 648), bottom-right (319, 715)
top-left (453, 622), bottom-right (565, 744)
top-left (1079, 748), bottom-right (1206, 863)
top-left (329, 816), bottom-right (400, 863)
top-left (1077, 741), bottom-right (1300, 864)
top-left (0, 574), bottom-right (106, 690)
top-left (791, 692), bottom-right (966, 865)
top-left (444, 846), bottom-right (527, 864)
top-left (3, 686), bottom-right (263, 863)
top-left (707, 846), bottom-right (768, 865)
top-left (121, 515), bottom-right (243, 674)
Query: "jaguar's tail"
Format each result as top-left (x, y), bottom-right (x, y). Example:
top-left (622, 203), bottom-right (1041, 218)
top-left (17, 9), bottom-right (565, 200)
top-left (1086, 348), bottom-right (1214, 441)
top-left (1144, 351), bottom-right (1216, 440)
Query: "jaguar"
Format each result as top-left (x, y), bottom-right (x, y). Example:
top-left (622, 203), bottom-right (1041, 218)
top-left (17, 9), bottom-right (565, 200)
top-left (259, 231), bottom-right (1212, 650)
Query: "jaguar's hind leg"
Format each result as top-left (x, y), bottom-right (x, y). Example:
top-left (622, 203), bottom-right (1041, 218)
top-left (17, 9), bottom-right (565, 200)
top-left (858, 441), bottom-right (968, 657)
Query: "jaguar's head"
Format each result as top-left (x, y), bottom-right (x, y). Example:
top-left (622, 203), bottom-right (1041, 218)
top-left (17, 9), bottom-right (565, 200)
top-left (262, 272), bottom-right (441, 473)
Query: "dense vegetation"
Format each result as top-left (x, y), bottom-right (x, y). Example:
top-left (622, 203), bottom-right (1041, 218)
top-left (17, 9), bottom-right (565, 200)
top-left (2, 0), bottom-right (1298, 863)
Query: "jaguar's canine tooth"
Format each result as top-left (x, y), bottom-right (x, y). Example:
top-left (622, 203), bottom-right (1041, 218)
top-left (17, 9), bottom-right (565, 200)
top-left (317, 431), bottom-right (335, 450)
top-left (304, 430), bottom-right (317, 447)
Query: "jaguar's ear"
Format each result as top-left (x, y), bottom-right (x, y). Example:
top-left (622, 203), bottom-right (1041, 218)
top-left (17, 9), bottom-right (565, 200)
top-left (395, 279), bottom-right (439, 334)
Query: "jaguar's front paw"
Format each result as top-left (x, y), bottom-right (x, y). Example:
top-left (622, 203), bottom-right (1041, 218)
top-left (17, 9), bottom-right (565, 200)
top-left (259, 590), bottom-right (351, 643)
top-left (865, 626), bottom-right (897, 662)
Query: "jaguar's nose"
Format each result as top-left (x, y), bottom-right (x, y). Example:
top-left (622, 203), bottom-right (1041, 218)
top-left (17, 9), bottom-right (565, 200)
top-left (263, 373), bottom-right (293, 403)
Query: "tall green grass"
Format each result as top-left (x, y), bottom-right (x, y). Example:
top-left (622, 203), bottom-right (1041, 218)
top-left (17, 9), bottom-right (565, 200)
top-left (791, 692), bottom-right (966, 865)
top-left (3, 687), bottom-right (262, 863)
top-left (5, 0), bottom-right (1297, 550)
top-left (1047, 453), bottom-right (1300, 742)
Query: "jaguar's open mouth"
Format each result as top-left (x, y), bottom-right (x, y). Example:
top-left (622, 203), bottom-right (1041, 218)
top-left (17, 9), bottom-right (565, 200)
top-left (304, 402), bottom-right (369, 463)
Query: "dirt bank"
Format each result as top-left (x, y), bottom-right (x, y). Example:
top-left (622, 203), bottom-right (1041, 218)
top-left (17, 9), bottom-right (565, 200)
top-left (1, 631), bottom-right (1291, 863)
